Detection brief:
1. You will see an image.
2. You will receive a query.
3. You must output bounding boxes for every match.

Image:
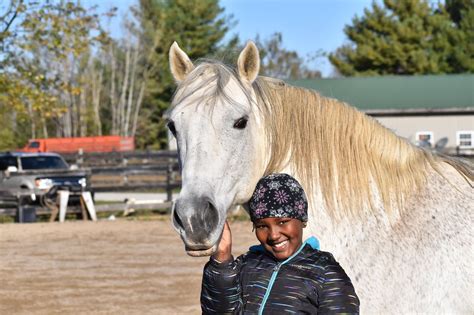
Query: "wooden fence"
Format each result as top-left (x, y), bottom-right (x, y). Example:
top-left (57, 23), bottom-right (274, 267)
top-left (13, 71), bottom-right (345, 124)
top-left (63, 150), bottom-right (181, 196)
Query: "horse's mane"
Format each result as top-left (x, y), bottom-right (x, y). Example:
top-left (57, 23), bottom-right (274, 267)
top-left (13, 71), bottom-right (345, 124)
top-left (171, 60), bottom-right (473, 219)
top-left (255, 78), bottom-right (427, 218)
top-left (254, 77), bottom-right (473, 218)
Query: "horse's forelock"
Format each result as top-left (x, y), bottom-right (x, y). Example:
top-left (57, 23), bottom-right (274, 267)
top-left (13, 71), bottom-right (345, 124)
top-left (169, 61), bottom-right (255, 114)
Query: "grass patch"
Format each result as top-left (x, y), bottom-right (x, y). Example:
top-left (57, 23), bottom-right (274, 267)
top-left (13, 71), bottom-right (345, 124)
top-left (228, 208), bottom-right (251, 222)
top-left (0, 215), bottom-right (14, 223)
top-left (123, 211), bottom-right (171, 221)
top-left (0, 202), bottom-right (252, 224)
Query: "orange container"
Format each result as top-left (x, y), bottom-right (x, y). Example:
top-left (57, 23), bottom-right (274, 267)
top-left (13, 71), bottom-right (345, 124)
top-left (20, 136), bottom-right (135, 153)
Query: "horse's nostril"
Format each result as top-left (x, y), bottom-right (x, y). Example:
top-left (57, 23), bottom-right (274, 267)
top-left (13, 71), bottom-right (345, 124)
top-left (173, 207), bottom-right (184, 230)
top-left (206, 201), bottom-right (219, 230)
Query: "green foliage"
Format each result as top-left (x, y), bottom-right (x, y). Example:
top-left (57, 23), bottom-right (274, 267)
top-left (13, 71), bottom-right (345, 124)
top-left (0, 1), bottom-right (111, 149)
top-left (329, 0), bottom-right (474, 76)
top-left (0, 120), bottom-right (18, 151)
top-left (16, 1), bottom-right (107, 128)
top-left (445, 0), bottom-right (472, 25)
top-left (133, 0), bottom-right (234, 149)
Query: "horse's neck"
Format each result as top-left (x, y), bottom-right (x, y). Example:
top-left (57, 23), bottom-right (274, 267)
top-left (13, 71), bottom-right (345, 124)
top-left (275, 160), bottom-right (384, 250)
top-left (302, 179), bottom-right (392, 253)
top-left (305, 163), bottom-right (472, 256)
top-left (258, 83), bottom-right (469, 253)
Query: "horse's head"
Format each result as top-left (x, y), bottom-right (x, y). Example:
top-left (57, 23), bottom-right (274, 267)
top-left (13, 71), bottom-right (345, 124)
top-left (167, 41), bottom-right (265, 256)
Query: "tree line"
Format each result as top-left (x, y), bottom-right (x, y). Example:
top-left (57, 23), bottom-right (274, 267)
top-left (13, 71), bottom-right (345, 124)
top-left (330, 0), bottom-right (473, 75)
top-left (0, 0), bottom-right (471, 151)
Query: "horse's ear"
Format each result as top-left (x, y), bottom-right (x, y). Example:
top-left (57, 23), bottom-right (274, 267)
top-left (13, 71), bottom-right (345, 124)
top-left (237, 41), bottom-right (260, 83)
top-left (169, 41), bottom-right (195, 83)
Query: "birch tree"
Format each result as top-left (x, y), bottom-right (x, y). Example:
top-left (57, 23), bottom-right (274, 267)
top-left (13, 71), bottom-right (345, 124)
top-left (98, 17), bottom-right (151, 138)
top-left (9, 1), bottom-right (111, 139)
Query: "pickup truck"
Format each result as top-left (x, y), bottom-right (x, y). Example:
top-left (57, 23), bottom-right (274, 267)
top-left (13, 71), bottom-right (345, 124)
top-left (0, 152), bottom-right (92, 218)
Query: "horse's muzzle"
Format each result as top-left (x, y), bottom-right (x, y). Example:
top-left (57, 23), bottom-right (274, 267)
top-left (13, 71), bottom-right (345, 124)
top-left (171, 196), bottom-right (222, 254)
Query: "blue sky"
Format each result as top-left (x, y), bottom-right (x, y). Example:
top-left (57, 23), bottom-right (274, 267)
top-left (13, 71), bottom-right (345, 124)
top-left (85, 0), bottom-right (374, 77)
top-left (221, 0), bottom-right (373, 76)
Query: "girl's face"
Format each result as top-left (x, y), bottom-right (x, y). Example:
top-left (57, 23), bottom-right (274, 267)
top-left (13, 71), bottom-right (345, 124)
top-left (254, 217), bottom-right (304, 260)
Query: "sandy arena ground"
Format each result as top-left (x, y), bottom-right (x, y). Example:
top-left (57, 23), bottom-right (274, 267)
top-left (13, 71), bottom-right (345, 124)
top-left (0, 218), bottom-right (255, 314)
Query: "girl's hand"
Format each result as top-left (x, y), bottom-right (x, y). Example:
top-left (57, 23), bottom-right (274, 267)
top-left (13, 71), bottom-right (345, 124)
top-left (212, 220), bottom-right (232, 263)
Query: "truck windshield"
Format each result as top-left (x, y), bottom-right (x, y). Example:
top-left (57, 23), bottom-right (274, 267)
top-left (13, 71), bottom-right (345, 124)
top-left (21, 156), bottom-right (68, 170)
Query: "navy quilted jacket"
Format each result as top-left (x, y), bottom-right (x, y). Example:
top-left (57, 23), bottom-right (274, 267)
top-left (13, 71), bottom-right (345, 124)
top-left (201, 237), bottom-right (359, 314)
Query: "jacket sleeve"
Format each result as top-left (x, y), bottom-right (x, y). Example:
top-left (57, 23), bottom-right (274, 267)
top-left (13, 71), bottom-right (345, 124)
top-left (318, 253), bottom-right (360, 314)
top-left (201, 255), bottom-right (243, 314)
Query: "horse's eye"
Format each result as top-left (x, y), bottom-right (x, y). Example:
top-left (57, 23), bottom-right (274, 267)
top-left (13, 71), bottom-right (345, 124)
top-left (167, 121), bottom-right (177, 136)
top-left (233, 117), bottom-right (248, 129)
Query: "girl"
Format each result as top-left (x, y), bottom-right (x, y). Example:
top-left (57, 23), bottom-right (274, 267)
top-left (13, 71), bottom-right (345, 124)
top-left (201, 173), bottom-right (359, 314)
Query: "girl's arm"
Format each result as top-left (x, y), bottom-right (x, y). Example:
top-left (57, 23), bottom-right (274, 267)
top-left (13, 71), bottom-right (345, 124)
top-left (318, 253), bottom-right (360, 313)
top-left (201, 221), bottom-right (243, 314)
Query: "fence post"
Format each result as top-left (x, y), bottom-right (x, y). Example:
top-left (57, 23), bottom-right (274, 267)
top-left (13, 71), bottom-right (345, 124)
top-left (77, 149), bottom-right (84, 166)
top-left (121, 152), bottom-right (128, 167)
top-left (16, 193), bottom-right (23, 223)
top-left (166, 161), bottom-right (172, 202)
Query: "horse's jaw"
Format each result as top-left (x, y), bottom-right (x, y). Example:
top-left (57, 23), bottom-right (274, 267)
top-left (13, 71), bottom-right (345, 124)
top-left (185, 244), bottom-right (218, 257)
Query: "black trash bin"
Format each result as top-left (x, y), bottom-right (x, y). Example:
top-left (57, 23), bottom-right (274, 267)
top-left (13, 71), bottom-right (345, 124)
top-left (15, 206), bottom-right (37, 223)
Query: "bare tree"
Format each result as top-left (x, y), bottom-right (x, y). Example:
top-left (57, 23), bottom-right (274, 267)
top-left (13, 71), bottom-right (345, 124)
top-left (109, 46), bottom-right (118, 135)
top-left (131, 81), bottom-right (146, 138)
top-left (117, 35), bottom-right (131, 136)
top-left (124, 44), bottom-right (139, 136)
top-left (90, 60), bottom-right (103, 136)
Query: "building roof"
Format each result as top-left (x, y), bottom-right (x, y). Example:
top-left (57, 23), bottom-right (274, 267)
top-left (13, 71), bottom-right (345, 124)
top-left (287, 74), bottom-right (474, 114)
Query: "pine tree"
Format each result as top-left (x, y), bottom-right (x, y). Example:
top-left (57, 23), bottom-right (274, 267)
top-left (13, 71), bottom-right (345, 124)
top-left (329, 0), bottom-right (474, 76)
top-left (132, 0), bottom-right (234, 149)
top-left (444, 0), bottom-right (474, 72)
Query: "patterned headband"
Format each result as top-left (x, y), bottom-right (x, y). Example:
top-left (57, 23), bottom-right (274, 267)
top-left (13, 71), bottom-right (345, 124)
top-left (248, 173), bottom-right (308, 222)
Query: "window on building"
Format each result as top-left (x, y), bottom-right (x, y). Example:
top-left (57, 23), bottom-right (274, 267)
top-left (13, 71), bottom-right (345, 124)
top-left (415, 131), bottom-right (434, 148)
top-left (456, 131), bottom-right (474, 148)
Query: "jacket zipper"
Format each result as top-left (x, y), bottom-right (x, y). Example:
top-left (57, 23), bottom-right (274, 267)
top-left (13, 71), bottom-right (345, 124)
top-left (258, 263), bottom-right (281, 315)
top-left (257, 242), bottom-right (308, 315)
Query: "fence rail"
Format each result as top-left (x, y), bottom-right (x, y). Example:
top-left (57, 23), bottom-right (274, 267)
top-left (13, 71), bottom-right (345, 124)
top-left (62, 150), bottom-right (179, 166)
top-left (63, 150), bottom-right (181, 194)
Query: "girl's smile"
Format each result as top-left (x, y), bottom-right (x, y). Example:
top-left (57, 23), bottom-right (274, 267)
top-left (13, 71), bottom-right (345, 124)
top-left (254, 217), bottom-right (305, 260)
top-left (272, 239), bottom-right (289, 250)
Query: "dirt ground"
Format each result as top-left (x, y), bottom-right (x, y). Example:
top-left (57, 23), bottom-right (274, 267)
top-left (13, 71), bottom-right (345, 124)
top-left (0, 217), bottom-right (255, 314)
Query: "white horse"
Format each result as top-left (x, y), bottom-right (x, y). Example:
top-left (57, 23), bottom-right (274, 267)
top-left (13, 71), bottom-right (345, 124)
top-left (167, 41), bottom-right (473, 313)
